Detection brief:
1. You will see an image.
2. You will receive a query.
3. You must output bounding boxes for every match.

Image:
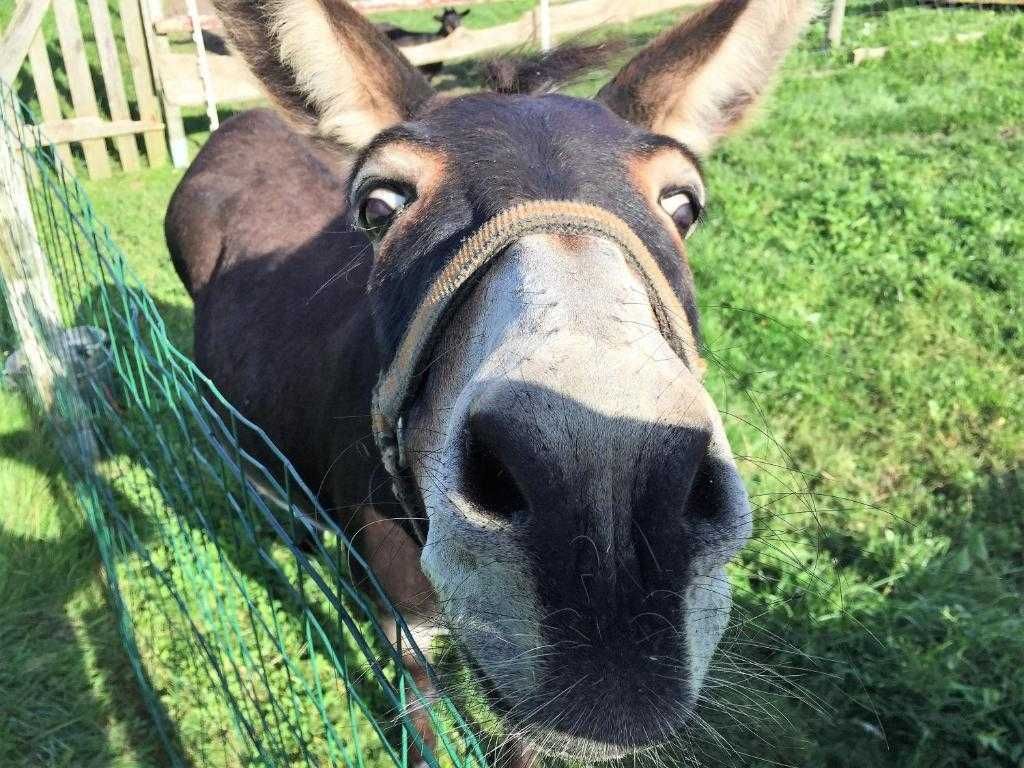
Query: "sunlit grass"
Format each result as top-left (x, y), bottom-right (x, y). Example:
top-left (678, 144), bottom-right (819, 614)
top-left (1, 1), bottom-right (1022, 766)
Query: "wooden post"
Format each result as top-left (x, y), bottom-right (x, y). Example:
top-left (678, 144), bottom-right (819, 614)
top-left (0, 108), bottom-right (59, 410)
top-left (0, 94), bottom-right (99, 463)
top-left (119, 0), bottom-right (168, 167)
top-left (142, 0), bottom-right (190, 167)
top-left (163, 103), bottom-right (188, 168)
top-left (0, 0), bottom-right (52, 83)
top-left (827, 0), bottom-right (846, 49)
top-left (88, 0), bottom-right (142, 170)
top-left (52, 0), bottom-right (112, 178)
top-left (27, 32), bottom-right (75, 169)
top-left (538, 0), bottom-right (552, 51)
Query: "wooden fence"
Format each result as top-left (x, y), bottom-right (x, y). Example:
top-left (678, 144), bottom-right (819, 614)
top-left (0, 0), bottom-right (166, 177)
top-left (1, 0), bottom-right (706, 176)
top-left (403, 0), bottom-right (701, 65)
top-left (146, 0), bottom-right (260, 166)
top-left (152, 0), bottom-right (706, 166)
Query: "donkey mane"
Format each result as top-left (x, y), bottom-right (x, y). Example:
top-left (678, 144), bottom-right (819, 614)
top-left (483, 40), bottom-right (627, 95)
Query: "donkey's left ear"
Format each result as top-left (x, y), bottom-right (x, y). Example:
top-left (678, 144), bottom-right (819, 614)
top-left (213, 0), bottom-right (432, 149)
top-left (460, 9), bottom-right (470, 16)
top-left (597, 0), bottom-right (817, 156)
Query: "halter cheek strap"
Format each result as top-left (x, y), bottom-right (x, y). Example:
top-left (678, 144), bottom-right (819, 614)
top-left (370, 199), bottom-right (704, 540)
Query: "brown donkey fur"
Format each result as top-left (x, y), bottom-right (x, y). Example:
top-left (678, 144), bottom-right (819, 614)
top-left (167, 0), bottom-right (817, 762)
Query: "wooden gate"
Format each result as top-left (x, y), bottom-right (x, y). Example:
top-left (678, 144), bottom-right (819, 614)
top-left (0, 0), bottom-right (166, 178)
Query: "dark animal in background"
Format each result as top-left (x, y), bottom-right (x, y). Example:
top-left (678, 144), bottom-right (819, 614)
top-left (377, 6), bottom-right (470, 77)
top-left (166, 0), bottom-right (817, 764)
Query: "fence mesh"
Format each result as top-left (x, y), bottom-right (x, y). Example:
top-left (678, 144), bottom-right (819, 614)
top-left (0, 78), bottom-right (490, 768)
top-left (3, 0), bottom-right (1021, 764)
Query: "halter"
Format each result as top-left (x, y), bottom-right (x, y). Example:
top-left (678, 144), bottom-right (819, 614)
top-left (370, 199), bottom-right (704, 543)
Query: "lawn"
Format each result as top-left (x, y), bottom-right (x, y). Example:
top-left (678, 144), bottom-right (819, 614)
top-left (2, 1), bottom-right (1023, 767)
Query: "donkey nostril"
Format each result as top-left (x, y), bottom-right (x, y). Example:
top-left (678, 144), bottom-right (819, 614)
top-left (685, 455), bottom-right (729, 522)
top-left (460, 425), bottom-right (527, 519)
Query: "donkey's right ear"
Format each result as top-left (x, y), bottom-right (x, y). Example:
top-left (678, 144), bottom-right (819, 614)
top-left (597, 0), bottom-right (816, 156)
top-left (213, 0), bottom-right (433, 149)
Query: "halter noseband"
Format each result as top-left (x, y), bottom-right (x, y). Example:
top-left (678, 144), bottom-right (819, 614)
top-left (370, 199), bottom-right (703, 543)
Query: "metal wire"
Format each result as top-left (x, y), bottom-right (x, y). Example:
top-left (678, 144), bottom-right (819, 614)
top-left (0, 78), bottom-right (488, 768)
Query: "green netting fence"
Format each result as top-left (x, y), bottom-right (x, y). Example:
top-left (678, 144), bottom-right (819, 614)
top-left (0, 77), bottom-right (490, 768)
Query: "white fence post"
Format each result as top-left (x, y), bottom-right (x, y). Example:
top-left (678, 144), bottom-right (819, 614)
top-left (0, 95), bottom-right (99, 465)
top-left (185, 0), bottom-right (219, 132)
top-left (538, 0), bottom-right (552, 51)
top-left (827, 0), bottom-right (846, 48)
top-left (1, 103), bottom-right (60, 410)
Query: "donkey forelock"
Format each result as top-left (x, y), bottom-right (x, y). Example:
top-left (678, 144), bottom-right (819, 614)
top-left (191, 0), bottom-right (818, 759)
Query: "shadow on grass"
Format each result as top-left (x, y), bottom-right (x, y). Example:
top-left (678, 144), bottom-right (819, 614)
top-left (0, 424), bottom-right (186, 768)
top-left (0, 287), bottom-right (420, 765)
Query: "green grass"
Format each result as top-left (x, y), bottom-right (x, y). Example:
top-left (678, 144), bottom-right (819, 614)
top-left (0, 392), bottom-right (168, 767)
top-left (3, 1), bottom-right (1024, 767)
top-left (81, 166), bottom-right (192, 349)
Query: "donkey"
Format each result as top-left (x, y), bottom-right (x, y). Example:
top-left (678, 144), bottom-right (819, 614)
top-left (166, 0), bottom-right (816, 761)
top-left (377, 6), bottom-right (470, 77)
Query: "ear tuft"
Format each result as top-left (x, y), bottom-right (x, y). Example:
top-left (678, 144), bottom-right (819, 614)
top-left (598, 0), bottom-right (818, 155)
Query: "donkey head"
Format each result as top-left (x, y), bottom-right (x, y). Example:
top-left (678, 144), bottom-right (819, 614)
top-left (435, 6), bottom-right (469, 34)
top-left (214, 0), bottom-right (815, 759)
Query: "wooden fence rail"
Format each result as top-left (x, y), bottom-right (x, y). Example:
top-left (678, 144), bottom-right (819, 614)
top-left (405, 0), bottom-right (701, 65)
top-left (0, 0), bottom-right (166, 178)
top-left (152, 0), bottom-right (706, 166)
top-left (2, 0), bottom-right (705, 175)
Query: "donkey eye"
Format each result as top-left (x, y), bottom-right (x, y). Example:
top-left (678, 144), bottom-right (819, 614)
top-left (359, 186), bottom-right (409, 235)
top-left (660, 190), bottom-right (700, 237)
